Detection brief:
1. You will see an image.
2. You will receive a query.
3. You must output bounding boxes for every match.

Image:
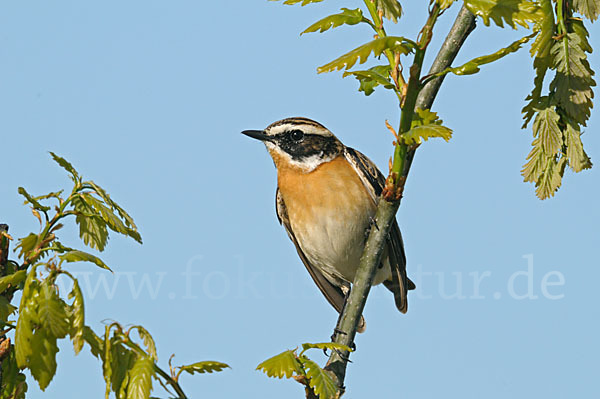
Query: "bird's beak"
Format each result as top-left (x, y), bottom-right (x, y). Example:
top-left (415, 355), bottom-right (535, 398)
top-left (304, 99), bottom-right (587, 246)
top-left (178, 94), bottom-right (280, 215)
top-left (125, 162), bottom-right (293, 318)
top-left (241, 130), bottom-right (272, 142)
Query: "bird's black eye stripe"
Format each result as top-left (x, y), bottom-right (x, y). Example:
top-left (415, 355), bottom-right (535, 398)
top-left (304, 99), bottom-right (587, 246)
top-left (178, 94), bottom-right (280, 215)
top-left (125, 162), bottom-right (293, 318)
top-left (289, 130), bottom-right (305, 141)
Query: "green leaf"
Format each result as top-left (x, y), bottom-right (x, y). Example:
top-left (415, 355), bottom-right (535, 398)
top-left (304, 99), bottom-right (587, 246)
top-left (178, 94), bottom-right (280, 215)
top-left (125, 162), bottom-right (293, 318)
top-left (268, 0), bottom-right (324, 5)
top-left (535, 106), bottom-right (562, 155)
top-left (68, 279), bottom-right (85, 354)
top-left (298, 358), bottom-right (338, 399)
top-left (573, 0), bottom-right (600, 21)
top-left (28, 327), bottom-right (59, 391)
top-left (318, 36), bottom-right (414, 73)
top-left (83, 326), bottom-right (104, 359)
top-left (343, 65), bottom-right (395, 96)
top-left (17, 187), bottom-right (50, 212)
top-left (404, 108), bottom-right (453, 144)
top-left (257, 349), bottom-right (303, 379)
top-left (103, 325), bottom-right (113, 398)
top-left (536, 156), bottom-right (567, 199)
top-left (522, 104), bottom-right (561, 183)
top-left (1, 349), bottom-right (28, 399)
top-left (32, 190), bottom-right (65, 202)
top-left (522, 138), bottom-right (548, 184)
top-left (565, 122), bottom-right (593, 172)
top-left (178, 361), bottom-right (230, 376)
top-left (464, 0), bottom-right (543, 29)
top-left (109, 341), bottom-right (136, 397)
top-left (49, 152), bottom-right (80, 182)
top-left (401, 124), bottom-right (453, 144)
top-left (86, 181), bottom-right (139, 231)
top-left (0, 295), bottom-right (17, 321)
top-left (438, 33), bottom-right (535, 76)
top-left (375, 0), bottom-right (403, 22)
top-left (15, 267), bottom-right (40, 368)
top-left (0, 270), bottom-right (26, 293)
top-left (521, 105), bottom-right (569, 199)
top-left (38, 281), bottom-right (70, 339)
top-left (300, 342), bottom-right (353, 354)
top-left (125, 355), bottom-right (154, 399)
top-left (17, 275), bottom-right (67, 392)
top-left (549, 31), bottom-right (595, 126)
top-left (412, 108), bottom-right (444, 127)
top-left (529, 0), bottom-right (555, 58)
top-left (571, 19), bottom-right (593, 53)
top-left (84, 194), bottom-right (142, 244)
top-left (302, 8), bottom-right (365, 34)
top-left (130, 325), bottom-right (157, 360)
top-left (71, 194), bottom-right (109, 251)
top-left (59, 250), bottom-right (112, 272)
top-left (15, 233), bottom-right (38, 260)
top-left (438, 0), bottom-right (457, 10)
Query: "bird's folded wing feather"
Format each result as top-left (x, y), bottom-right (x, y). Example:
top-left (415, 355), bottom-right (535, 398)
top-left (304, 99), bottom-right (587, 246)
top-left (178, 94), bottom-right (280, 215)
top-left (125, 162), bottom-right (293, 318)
top-left (275, 189), bottom-right (347, 313)
top-left (343, 147), bottom-right (413, 313)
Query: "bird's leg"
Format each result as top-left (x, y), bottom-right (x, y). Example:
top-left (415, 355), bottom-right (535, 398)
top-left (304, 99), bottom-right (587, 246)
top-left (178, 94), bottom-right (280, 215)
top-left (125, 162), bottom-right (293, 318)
top-left (364, 216), bottom-right (380, 241)
top-left (325, 285), bottom-right (355, 361)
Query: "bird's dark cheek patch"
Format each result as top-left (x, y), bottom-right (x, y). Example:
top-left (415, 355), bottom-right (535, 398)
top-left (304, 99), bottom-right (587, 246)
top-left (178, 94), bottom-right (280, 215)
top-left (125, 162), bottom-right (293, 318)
top-left (278, 135), bottom-right (342, 162)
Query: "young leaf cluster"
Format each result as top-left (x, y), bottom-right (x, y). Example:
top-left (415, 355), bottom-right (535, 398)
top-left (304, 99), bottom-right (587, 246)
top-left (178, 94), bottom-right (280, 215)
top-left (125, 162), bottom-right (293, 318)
top-left (521, 0), bottom-right (596, 198)
top-left (257, 342), bottom-right (352, 399)
top-left (94, 322), bottom-right (228, 399)
top-left (1, 154), bottom-right (229, 398)
top-left (273, 0), bottom-right (415, 101)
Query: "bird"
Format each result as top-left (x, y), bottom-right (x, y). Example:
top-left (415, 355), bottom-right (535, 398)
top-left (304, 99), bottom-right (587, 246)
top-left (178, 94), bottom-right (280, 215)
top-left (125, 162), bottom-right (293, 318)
top-left (242, 117), bottom-right (414, 332)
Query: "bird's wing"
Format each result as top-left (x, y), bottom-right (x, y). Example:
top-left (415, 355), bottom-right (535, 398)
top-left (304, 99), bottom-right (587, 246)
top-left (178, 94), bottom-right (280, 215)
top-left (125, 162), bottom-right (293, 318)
top-left (343, 147), bottom-right (414, 314)
top-left (276, 189), bottom-right (348, 313)
top-left (276, 188), bottom-right (367, 332)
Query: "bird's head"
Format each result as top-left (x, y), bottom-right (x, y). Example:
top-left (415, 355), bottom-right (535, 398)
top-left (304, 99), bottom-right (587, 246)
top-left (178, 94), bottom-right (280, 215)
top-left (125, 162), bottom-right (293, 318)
top-left (242, 117), bottom-right (343, 172)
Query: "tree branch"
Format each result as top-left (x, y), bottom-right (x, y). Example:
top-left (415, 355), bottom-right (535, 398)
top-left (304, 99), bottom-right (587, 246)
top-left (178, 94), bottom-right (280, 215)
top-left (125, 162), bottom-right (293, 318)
top-left (325, 5), bottom-right (476, 392)
top-left (153, 364), bottom-right (188, 399)
top-left (0, 224), bottom-right (8, 273)
top-left (0, 224), bottom-right (10, 390)
top-left (405, 5), bottom-right (477, 176)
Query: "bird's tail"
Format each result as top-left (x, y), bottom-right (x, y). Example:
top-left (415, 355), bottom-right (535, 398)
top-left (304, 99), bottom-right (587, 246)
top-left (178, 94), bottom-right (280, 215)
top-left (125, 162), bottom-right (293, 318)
top-left (383, 220), bottom-right (414, 314)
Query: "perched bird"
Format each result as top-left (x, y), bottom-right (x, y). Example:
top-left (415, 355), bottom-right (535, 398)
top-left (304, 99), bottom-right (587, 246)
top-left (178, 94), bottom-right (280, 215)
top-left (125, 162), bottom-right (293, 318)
top-left (242, 117), bottom-right (414, 331)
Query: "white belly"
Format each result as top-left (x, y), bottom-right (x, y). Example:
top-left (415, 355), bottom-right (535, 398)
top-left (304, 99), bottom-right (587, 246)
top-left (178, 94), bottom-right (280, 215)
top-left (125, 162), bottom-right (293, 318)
top-left (291, 204), bottom-right (391, 286)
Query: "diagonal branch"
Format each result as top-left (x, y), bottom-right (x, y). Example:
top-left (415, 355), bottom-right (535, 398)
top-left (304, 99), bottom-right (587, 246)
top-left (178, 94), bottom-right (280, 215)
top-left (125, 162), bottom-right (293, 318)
top-left (406, 5), bottom-right (477, 176)
top-left (0, 224), bottom-right (10, 391)
top-left (324, 4), bottom-right (476, 393)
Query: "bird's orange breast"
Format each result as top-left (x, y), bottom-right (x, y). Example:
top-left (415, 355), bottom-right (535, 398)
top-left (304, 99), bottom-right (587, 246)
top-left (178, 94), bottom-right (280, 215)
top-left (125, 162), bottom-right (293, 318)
top-left (276, 155), bottom-right (374, 225)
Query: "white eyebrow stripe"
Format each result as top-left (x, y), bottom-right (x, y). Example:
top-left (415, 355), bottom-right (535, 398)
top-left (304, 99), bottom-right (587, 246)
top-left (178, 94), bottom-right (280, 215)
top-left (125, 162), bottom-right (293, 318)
top-left (267, 123), bottom-right (334, 137)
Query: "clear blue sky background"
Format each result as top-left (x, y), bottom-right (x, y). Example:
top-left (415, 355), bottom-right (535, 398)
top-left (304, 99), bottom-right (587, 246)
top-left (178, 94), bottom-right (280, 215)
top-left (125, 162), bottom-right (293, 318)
top-left (1, 1), bottom-right (599, 398)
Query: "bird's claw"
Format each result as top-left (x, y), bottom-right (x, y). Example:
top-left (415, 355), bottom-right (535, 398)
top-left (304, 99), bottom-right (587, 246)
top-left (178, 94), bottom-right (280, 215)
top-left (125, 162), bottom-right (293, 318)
top-left (370, 216), bottom-right (379, 231)
top-left (364, 217), bottom-right (380, 240)
top-left (331, 328), bottom-right (347, 342)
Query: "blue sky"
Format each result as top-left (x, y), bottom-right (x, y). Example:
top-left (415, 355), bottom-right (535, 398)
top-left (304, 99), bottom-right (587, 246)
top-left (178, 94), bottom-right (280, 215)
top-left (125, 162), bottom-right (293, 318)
top-left (1, 1), bottom-right (599, 398)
